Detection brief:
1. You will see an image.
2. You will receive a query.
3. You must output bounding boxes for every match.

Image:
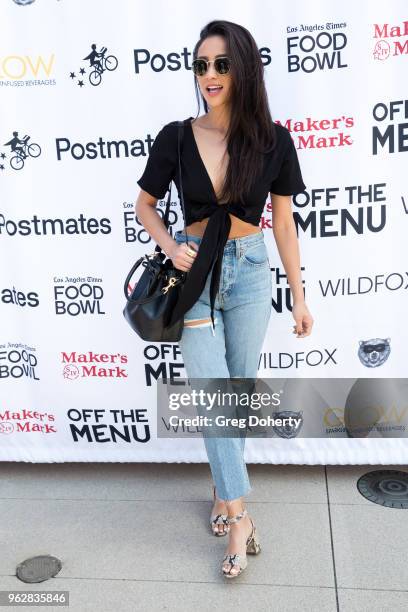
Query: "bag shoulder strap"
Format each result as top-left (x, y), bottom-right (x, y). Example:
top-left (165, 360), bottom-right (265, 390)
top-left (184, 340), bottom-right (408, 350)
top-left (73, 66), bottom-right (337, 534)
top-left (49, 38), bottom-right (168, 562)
top-left (155, 120), bottom-right (187, 252)
top-left (176, 120), bottom-right (188, 244)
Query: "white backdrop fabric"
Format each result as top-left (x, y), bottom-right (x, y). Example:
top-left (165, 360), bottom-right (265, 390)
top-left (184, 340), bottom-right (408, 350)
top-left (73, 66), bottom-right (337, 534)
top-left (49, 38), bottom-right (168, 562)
top-left (1, 0), bottom-right (407, 463)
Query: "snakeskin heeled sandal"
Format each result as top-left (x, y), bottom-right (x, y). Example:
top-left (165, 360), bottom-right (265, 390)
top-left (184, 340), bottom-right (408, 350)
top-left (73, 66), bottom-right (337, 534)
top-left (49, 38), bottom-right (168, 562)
top-left (210, 485), bottom-right (230, 537)
top-left (221, 508), bottom-right (261, 578)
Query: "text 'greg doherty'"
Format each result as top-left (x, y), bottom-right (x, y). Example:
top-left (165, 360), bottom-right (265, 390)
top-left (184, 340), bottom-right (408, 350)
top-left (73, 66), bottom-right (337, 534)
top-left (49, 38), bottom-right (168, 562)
top-left (168, 415), bottom-right (302, 430)
top-left (168, 389), bottom-right (282, 411)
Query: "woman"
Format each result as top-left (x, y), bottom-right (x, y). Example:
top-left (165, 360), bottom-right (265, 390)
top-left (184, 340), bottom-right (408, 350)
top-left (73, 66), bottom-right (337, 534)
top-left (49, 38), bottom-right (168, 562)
top-left (136, 20), bottom-right (314, 578)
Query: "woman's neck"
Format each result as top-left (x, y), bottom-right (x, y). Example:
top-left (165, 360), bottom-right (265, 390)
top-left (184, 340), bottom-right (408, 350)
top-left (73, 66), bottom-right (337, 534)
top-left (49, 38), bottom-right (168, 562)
top-left (203, 107), bottom-right (231, 133)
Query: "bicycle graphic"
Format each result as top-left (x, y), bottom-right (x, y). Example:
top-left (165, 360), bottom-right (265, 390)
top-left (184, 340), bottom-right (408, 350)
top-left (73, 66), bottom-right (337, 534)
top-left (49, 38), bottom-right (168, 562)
top-left (83, 45), bottom-right (118, 86)
top-left (3, 133), bottom-right (41, 171)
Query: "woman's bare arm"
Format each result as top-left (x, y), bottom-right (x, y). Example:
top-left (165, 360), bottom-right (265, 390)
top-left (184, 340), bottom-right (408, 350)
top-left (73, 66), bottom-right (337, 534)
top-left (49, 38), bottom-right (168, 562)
top-left (135, 189), bottom-right (198, 271)
top-left (270, 192), bottom-right (314, 336)
top-left (270, 193), bottom-right (305, 303)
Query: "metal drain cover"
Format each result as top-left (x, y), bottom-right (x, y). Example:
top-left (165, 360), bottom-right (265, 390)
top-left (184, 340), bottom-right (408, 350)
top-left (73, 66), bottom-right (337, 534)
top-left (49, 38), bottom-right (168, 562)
top-left (16, 555), bottom-right (62, 583)
top-left (357, 470), bottom-right (408, 508)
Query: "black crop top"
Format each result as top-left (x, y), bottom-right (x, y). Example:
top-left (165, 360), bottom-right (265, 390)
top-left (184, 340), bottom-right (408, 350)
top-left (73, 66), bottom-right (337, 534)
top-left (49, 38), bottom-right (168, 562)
top-left (137, 116), bottom-right (306, 333)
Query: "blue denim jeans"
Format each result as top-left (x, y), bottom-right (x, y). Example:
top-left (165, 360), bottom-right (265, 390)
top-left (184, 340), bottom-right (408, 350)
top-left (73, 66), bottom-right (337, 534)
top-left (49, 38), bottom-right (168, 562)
top-left (174, 228), bottom-right (272, 501)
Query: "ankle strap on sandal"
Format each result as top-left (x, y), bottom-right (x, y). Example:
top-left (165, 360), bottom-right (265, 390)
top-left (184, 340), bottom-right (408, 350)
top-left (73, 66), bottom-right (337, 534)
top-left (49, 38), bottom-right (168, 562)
top-left (226, 508), bottom-right (248, 524)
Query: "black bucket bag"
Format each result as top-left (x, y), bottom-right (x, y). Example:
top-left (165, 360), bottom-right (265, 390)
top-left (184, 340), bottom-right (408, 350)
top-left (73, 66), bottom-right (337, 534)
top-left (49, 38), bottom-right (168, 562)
top-left (123, 121), bottom-right (189, 342)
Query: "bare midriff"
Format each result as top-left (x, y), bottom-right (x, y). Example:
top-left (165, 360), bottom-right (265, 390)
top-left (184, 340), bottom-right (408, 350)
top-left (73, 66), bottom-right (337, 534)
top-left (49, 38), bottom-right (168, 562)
top-left (185, 212), bottom-right (261, 239)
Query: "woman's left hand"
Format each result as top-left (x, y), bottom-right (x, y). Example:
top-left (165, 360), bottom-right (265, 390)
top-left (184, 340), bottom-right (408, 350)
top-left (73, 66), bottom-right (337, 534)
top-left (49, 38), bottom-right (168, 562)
top-left (292, 301), bottom-right (314, 338)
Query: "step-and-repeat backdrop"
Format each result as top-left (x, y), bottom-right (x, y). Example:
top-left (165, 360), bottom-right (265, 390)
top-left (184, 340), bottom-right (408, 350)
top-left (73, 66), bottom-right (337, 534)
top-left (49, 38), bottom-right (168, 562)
top-left (1, 1), bottom-right (407, 463)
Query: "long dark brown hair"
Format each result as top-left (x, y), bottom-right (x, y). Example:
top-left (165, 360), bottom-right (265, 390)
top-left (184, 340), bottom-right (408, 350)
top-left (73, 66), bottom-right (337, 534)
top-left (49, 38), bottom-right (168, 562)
top-left (191, 20), bottom-right (277, 206)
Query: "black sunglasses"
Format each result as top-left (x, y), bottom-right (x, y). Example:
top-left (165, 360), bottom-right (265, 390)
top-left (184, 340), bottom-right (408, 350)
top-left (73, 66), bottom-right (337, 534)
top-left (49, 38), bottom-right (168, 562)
top-left (192, 56), bottom-right (231, 77)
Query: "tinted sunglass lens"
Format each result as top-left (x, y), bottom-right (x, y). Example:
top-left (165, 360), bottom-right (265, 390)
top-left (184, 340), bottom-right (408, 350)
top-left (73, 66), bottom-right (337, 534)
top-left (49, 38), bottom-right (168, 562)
top-left (215, 57), bottom-right (230, 74)
top-left (192, 59), bottom-right (207, 76)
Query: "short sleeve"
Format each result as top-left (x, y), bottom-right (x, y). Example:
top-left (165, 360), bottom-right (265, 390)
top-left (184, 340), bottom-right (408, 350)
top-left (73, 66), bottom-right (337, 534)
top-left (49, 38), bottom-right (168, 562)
top-left (137, 123), bottom-right (177, 199)
top-left (270, 128), bottom-right (306, 195)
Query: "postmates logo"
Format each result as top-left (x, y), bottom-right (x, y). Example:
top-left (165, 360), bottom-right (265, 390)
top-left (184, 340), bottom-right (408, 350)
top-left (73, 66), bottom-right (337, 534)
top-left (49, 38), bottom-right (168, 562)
top-left (0, 213), bottom-right (111, 237)
top-left (1, 285), bottom-right (39, 308)
top-left (0, 131), bottom-right (41, 173)
top-left (69, 43), bottom-right (119, 88)
top-left (132, 46), bottom-right (272, 74)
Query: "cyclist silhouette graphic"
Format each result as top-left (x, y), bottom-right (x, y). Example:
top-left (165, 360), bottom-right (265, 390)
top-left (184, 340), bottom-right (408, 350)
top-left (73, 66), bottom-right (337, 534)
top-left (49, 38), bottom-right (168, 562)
top-left (4, 132), bottom-right (27, 159)
top-left (83, 44), bottom-right (105, 73)
top-left (3, 131), bottom-right (41, 170)
top-left (81, 45), bottom-right (118, 87)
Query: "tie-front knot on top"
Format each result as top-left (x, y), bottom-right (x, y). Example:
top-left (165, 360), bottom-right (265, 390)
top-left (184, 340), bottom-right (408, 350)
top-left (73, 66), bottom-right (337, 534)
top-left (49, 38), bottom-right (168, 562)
top-left (168, 205), bottom-right (232, 333)
top-left (137, 116), bottom-right (307, 333)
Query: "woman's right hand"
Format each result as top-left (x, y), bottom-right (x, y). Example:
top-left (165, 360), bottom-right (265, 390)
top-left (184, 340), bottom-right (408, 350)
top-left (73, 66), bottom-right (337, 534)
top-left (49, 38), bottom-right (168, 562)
top-left (167, 241), bottom-right (199, 272)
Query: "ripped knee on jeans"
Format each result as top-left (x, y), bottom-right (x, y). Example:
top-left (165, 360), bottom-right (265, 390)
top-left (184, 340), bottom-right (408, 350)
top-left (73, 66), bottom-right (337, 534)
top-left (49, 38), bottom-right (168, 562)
top-left (183, 317), bottom-right (214, 328)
